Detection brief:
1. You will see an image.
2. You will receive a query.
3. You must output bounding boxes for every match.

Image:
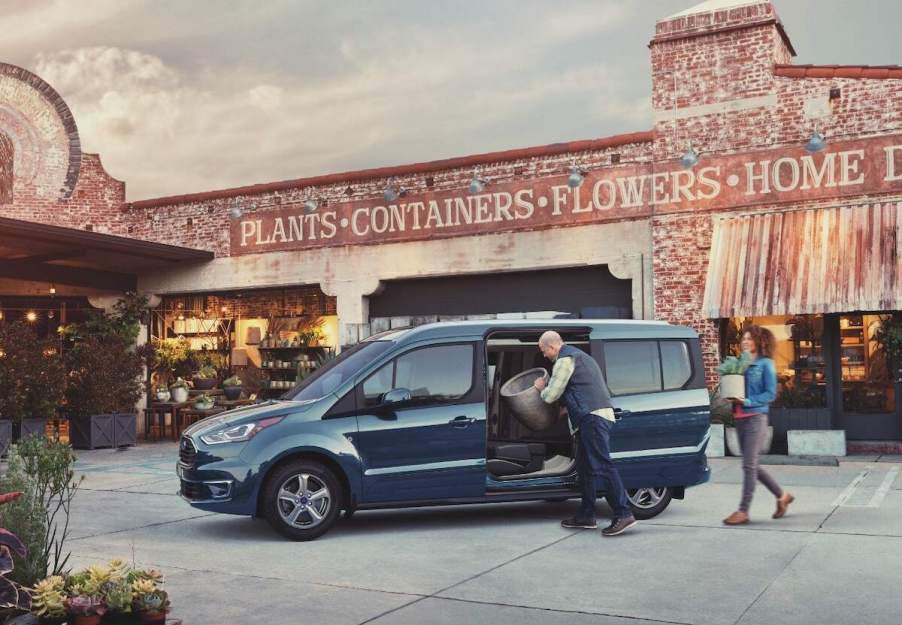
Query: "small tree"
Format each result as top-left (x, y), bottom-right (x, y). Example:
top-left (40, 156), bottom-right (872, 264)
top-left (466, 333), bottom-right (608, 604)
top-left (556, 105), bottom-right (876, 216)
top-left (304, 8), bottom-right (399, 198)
top-left (0, 322), bottom-right (66, 423)
top-left (65, 336), bottom-right (145, 418)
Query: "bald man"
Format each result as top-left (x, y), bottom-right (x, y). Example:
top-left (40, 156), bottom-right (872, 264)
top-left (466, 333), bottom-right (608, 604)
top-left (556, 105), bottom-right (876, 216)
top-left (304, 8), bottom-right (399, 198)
top-left (534, 331), bottom-right (636, 536)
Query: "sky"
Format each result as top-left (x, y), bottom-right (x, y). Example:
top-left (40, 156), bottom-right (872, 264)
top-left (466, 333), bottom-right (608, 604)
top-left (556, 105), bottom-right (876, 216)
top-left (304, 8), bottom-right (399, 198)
top-left (0, 0), bottom-right (899, 201)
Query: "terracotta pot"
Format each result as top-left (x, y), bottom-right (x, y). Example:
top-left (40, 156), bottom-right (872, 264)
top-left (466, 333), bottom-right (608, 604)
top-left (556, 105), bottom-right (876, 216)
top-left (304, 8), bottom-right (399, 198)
top-left (71, 614), bottom-right (103, 625)
top-left (136, 610), bottom-right (167, 624)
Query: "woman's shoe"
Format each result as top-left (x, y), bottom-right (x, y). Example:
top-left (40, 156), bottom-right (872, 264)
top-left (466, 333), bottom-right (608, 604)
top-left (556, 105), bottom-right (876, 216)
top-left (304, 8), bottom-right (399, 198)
top-left (723, 510), bottom-right (749, 525)
top-left (773, 492), bottom-right (794, 519)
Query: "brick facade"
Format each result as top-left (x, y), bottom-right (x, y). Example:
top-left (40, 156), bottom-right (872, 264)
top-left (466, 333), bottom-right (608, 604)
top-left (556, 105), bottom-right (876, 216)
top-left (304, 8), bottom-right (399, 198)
top-left (2, 0), bottom-right (900, 389)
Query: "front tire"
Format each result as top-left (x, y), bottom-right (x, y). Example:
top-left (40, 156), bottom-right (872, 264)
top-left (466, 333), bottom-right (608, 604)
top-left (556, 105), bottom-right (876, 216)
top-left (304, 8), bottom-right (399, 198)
top-left (263, 460), bottom-right (342, 540)
top-left (626, 487), bottom-right (673, 520)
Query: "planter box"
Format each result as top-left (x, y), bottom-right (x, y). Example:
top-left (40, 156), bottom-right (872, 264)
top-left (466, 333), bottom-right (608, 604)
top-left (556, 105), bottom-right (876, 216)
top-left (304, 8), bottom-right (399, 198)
top-left (788, 429), bottom-right (846, 456)
top-left (769, 407), bottom-right (832, 454)
top-left (726, 426), bottom-right (774, 456)
top-left (706, 424), bottom-right (725, 457)
top-left (17, 417), bottom-right (48, 441)
top-left (0, 421), bottom-right (11, 457)
top-left (70, 413), bottom-right (137, 450)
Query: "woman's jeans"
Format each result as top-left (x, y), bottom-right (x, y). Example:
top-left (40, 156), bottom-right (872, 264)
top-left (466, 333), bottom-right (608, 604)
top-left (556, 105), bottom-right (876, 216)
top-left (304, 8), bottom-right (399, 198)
top-left (737, 414), bottom-right (783, 512)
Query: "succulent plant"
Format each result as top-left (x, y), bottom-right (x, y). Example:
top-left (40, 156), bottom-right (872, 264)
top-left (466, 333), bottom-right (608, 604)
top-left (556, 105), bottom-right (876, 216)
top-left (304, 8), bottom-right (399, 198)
top-left (169, 377), bottom-right (189, 391)
top-left (64, 593), bottom-right (107, 616)
top-left (223, 375), bottom-right (242, 387)
top-left (195, 365), bottom-right (218, 380)
top-left (134, 588), bottom-right (170, 615)
top-left (31, 575), bottom-right (66, 618)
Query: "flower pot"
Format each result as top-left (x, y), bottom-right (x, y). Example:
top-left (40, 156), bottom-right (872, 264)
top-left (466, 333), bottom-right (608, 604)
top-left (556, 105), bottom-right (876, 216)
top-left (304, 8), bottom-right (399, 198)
top-left (725, 425), bottom-right (773, 456)
top-left (194, 401), bottom-right (214, 411)
top-left (71, 615), bottom-right (103, 625)
top-left (155, 390), bottom-right (171, 402)
top-left (192, 377), bottom-right (217, 390)
top-left (719, 374), bottom-right (745, 401)
top-left (136, 610), bottom-right (167, 624)
top-left (223, 385), bottom-right (242, 400)
top-left (170, 387), bottom-right (189, 403)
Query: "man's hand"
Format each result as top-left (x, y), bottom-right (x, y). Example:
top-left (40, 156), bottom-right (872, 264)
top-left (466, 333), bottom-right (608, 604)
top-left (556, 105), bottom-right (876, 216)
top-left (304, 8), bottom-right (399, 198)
top-left (534, 376), bottom-right (547, 391)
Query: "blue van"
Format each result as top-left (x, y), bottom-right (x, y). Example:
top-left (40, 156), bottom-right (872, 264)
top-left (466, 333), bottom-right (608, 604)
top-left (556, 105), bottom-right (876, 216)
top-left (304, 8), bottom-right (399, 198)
top-left (178, 320), bottom-right (711, 540)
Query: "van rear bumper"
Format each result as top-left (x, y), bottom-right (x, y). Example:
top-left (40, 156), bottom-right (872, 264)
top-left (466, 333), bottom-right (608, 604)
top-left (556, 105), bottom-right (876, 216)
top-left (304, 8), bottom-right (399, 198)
top-left (617, 450), bottom-right (710, 490)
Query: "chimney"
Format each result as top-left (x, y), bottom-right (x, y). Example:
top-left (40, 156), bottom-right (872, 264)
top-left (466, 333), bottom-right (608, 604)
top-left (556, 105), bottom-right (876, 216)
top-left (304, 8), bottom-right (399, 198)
top-left (650, 1), bottom-right (796, 159)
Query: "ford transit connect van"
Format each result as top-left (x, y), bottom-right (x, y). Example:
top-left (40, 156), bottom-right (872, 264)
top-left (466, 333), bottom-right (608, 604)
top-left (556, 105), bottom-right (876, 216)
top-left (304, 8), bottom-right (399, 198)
top-left (178, 320), bottom-right (711, 540)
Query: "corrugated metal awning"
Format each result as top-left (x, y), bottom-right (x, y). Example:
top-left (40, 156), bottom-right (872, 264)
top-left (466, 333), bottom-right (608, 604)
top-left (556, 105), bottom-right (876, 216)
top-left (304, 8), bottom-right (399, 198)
top-left (702, 202), bottom-right (901, 318)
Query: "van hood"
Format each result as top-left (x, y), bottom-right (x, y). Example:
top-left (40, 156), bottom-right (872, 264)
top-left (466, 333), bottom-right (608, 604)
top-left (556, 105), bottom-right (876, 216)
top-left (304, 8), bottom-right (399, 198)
top-left (183, 398), bottom-right (323, 438)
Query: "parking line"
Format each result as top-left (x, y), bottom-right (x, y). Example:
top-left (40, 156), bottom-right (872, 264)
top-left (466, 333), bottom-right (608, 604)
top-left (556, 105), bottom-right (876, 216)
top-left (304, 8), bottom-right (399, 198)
top-left (831, 466), bottom-right (872, 507)
top-left (866, 467), bottom-right (899, 509)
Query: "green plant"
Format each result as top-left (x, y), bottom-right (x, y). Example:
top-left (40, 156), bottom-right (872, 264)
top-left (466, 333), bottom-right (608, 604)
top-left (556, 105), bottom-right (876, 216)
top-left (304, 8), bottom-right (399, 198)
top-left (774, 383), bottom-right (826, 409)
top-left (62, 293), bottom-right (148, 344)
top-left (708, 390), bottom-right (734, 427)
top-left (716, 352), bottom-right (751, 376)
top-left (131, 577), bottom-right (169, 617)
top-left (0, 322), bottom-right (66, 423)
top-left (31, 574), bottom-right (66, 619)
top-left (151, 337), bottom-right (192, 386)
top-left (194, 365), bottom-right (217, 380)
top-left (168, 378), bottom-right (188, 391)
top-left (222, 375), bottom-right (242, 387)
top-left (876, 315), bottom-right (902, 383)
top-left (194, 394), bottom-right (213, 406)
top-left (0, 437), bottom-right (81, 587)
top-left (64, 335), bottom-right (146, 418)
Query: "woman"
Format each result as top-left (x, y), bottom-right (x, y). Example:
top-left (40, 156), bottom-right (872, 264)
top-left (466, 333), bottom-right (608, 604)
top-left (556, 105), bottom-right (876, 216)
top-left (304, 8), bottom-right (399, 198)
top-left (723, 325), bottom-right (794, 525)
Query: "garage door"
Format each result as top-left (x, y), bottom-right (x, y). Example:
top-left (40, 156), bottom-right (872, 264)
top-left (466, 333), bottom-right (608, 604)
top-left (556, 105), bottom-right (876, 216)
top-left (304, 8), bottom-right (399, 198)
top-left (369, 265), bottom-right (631, 319)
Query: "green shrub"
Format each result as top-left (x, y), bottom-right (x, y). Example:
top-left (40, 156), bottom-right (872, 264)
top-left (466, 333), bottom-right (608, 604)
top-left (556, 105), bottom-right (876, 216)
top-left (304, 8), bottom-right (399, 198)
top-left (0, 437), bottom-right (81, 586)
top-left (716, 352), bottom-right (751, 376)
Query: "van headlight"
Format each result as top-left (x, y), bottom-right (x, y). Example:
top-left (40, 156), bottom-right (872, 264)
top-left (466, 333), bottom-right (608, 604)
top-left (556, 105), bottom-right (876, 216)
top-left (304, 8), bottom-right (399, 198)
top-left (200, 416), bottom-right (285, 445)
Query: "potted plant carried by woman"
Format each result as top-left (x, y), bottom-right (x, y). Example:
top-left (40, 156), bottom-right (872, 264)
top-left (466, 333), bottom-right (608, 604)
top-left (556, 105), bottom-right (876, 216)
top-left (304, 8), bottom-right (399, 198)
top-left (168, 378), bottom-right (190, 404)
top-left (717, 352), bottom-right (750, 402)
top-left (222, 374), bottom-right (243, 401)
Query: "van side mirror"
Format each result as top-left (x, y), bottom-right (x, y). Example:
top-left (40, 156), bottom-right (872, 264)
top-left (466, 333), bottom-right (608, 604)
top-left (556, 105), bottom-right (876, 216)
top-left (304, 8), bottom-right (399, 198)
top-left (381, 388), bottom-right (412, 405)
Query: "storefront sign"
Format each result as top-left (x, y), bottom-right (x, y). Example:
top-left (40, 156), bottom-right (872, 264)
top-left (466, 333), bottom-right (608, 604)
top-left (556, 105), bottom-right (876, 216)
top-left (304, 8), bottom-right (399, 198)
top-left (231, 134), bottom-right (902, 255)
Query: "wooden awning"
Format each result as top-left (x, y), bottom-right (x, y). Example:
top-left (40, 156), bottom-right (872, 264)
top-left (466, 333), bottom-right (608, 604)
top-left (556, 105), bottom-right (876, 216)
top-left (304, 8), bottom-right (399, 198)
top-left (702, 202), bottom-right (901, 318)
top-left (0, 217), bottom-right (213, 291)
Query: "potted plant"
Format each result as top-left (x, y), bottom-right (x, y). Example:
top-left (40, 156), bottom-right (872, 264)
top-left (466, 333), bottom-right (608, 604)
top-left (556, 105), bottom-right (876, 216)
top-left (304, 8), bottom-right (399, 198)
top-left (192, 365), bottom-right (218, 391)
top-left (154, 386), bottom-right (171, 402)
top-left (0, 322), bottom-right (66, 444)
top-left (31, 575), bottom-right (67, 624)
top-left (716, 352), bottom-right (750, 401)
top-left (65, 334), bottom-right (145, 450)
top-left (193, 393), bottom-right (215, 410)
top-left (222, 375), bottom-right (243, 400)
top-left (0, 498), bottom-right (34, 619)
top-left (131, 577), bottom-right (170, 625)
top-left (63, 594), bottom-right (106, 625)
top-left (169, 378), bottom-right (189, 404)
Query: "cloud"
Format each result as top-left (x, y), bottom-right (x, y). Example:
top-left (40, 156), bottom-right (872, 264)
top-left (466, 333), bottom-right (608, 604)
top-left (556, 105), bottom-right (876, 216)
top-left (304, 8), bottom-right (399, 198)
top-left (20, 2), bottom-right (649, 200)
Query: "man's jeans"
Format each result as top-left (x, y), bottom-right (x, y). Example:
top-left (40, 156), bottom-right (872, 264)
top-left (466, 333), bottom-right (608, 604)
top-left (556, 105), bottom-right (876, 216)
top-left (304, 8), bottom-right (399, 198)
top-left (575, 414), bottom-right (632, 520)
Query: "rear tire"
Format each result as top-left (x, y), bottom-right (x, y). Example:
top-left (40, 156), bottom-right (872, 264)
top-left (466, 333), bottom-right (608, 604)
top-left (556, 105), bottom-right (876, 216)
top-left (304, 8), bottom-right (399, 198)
top-left (626, 487), bottom-right (673, 520)
top-left (263, 460), bottom-right (343, 541)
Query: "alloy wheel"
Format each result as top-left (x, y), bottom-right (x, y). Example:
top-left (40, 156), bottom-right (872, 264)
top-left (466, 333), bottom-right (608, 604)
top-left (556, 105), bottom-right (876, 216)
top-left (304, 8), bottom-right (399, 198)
top-left (627, 487), bottom-right (667, 510)
top-left (277, 473), bottom-right (332, 529)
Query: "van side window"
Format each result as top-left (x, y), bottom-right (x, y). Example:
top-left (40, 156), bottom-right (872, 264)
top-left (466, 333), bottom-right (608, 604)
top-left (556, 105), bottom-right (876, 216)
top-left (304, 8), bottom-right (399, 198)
top-left (396, 344), bottom-right (473, 401)
top-left (361, 344), bottom-right (474, 407)
top-left (604, 341), bottom-right (662, 395)
top-left (660, 341), bottom-right (692, 390)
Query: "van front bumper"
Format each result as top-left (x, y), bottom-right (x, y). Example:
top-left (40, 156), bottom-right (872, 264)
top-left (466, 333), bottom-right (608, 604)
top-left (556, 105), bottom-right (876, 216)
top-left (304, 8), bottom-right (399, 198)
top-left (177, 437), bottom-right (259, 515)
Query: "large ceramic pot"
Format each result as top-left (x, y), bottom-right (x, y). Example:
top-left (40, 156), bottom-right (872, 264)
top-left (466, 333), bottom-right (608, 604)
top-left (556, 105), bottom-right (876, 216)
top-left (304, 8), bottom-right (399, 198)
top-left (192, 377), bottom-right (217, 390)
top-left (223, 385), bottom-right (242, 400)
top-left (170, 386), bottom-right (189, 403)
top-left (719, 374), bottom-right (745, 400)
top-left (500, 368), bottom-right (559, 431)
top-left (726, 426), bottom-right (773, 456)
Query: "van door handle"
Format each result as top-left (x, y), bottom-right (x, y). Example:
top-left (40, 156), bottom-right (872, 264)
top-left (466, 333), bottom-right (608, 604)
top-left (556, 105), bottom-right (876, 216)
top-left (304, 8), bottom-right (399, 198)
top-left (449, 416), bottom-right (476, 428)
top-left (613, 408), bottom-right (631, 421)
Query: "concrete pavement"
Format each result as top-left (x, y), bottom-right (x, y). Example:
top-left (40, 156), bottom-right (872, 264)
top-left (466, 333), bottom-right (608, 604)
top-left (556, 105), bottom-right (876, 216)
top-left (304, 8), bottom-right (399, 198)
top-left (61, 444), bottom-right (902, 625)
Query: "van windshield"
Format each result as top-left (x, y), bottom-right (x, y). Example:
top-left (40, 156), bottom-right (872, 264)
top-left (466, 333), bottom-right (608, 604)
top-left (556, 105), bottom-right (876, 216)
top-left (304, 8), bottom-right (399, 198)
top-left (283, 340), bottom-right (394, 402)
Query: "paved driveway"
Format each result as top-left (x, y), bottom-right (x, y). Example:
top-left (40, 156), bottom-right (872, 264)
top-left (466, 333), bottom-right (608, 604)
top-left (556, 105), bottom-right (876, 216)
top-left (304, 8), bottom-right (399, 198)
top-left (65, 444), bottom-right (901, 625)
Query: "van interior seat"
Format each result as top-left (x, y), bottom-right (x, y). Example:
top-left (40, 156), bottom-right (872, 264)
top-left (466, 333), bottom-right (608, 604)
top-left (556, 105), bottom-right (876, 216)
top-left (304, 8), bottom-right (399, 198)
top-left (486, 442), bottom-right (546, 476)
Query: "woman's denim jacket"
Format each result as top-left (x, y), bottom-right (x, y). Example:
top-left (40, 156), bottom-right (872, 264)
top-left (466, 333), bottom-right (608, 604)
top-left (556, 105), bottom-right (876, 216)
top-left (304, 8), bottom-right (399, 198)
top-left (742, 356), bottom-right (777, 414)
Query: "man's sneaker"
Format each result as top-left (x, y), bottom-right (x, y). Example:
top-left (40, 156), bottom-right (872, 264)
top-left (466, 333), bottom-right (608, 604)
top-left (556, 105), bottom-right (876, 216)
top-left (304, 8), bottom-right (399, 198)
top-left (561, 517), bottom-right (597, 529)
top-left (601, 516), bottom-right (637, 536)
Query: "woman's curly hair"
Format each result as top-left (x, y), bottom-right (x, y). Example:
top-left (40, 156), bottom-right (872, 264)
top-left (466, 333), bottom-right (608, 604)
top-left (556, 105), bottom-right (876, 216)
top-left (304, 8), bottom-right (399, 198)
top-left (743, 324), bottom-right (776, 358)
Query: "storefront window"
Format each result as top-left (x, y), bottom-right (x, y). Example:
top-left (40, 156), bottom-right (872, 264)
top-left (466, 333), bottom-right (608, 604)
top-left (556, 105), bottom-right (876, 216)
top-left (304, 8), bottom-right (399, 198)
top-left (724, 315), bottom-right (827, 408)
top-left (840, 314), bottom-right (895, 414)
